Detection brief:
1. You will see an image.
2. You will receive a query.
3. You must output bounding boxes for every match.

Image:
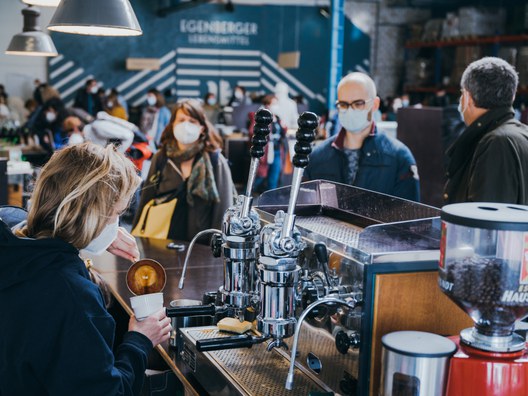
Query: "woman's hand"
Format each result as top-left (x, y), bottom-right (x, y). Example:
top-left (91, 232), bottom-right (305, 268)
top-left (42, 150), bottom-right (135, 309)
top-left (129, 308), bottom-right (171, 346)
top-left (107, 227), bottom-right (140, 262)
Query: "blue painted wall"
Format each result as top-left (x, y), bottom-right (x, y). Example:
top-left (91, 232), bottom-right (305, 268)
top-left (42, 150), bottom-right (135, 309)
top-left (49, 0), bottom-right (370, 115)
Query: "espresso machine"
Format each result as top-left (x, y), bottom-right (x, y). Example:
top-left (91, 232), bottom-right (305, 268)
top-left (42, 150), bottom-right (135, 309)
top-left (439, 202), bottom-right (528, 395)
top-left (170, 108), bottom-right (273, 322)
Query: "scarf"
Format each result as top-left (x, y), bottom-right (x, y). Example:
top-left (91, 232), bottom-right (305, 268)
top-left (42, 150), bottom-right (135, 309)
top-left (164, 141), bottom-right (220, 206)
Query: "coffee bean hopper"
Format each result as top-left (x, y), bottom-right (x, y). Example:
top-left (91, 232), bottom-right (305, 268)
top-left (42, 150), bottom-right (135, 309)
top-left (439, 203), bottom-right (528, 396)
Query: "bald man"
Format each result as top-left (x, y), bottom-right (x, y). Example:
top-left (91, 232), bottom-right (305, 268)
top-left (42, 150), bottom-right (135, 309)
top-left (305, 72), bottom-right (420, 201)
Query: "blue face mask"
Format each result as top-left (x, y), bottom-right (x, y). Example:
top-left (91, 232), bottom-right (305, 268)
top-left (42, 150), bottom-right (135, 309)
top-left (338, 108), bottom-right (371, 134)
top-left (458, 94), bottom-right (467, 124)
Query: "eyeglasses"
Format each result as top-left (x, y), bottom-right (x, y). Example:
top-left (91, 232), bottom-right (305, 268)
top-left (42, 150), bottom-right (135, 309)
top-left (336, 98), bottom-right (373, 112)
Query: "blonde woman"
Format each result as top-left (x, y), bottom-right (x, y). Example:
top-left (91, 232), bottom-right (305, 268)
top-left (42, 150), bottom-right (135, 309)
top-left (0, 143), bottom-right (171, 395)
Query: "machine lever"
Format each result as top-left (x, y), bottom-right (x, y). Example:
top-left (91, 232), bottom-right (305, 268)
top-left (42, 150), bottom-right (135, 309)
top-left (166, 303), bottom-right (216, 318)
top-left (314, 242), bottom-right (332, 287)
top-left (196, 334), bottom-right (268, 352)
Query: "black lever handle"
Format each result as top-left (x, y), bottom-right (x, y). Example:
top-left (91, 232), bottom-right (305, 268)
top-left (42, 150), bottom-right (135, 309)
top-left (314, 243), bottom-right (332, 286)
top-left (166, 304), bottom-right (216, 318)
top-left (250, 108), bottom-right (273, 159)
top-left (196, 334), bottom-right (255, 352)
top-left (292, 112), bottom-right (318, 168)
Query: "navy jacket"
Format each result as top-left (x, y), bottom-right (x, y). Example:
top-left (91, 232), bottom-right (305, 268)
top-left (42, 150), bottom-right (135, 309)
top-left (0, 221), bottom-right (152, 396)
top-left (305, 126), bottom-right (420, 201)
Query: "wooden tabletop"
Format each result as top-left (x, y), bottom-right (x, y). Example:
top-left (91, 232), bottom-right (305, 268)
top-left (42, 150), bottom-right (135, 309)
top-left (87, 236), bottom-right (224, 395)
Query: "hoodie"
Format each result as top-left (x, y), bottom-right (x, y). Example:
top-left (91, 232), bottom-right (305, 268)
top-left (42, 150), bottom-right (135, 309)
top-left (0, 221), bottom-right (152, 396)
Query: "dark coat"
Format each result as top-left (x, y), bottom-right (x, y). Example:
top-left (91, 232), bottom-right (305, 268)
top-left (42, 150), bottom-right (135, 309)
top-left (0, 221), bottom-right (152, 396)
top-left (304, 126), bottom-right (420, 201)
top-left (444, 107), bottom-right (528, 205)
top-left (74, 89), bottom-right (102, 116)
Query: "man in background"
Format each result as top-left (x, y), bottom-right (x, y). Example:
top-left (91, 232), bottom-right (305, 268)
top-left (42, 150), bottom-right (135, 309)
top-left (444, 57), bottom-right (528, 204)
top-left (305, 72), bottom-right (420, 201)
top-left (74, 78), bottom-right (102, 117)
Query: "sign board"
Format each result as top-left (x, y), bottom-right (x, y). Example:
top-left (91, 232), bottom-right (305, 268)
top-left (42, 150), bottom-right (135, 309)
top-left (126, 58), bottom-right (161, 71)
top-left (278, 51), bottom-right (300, 69)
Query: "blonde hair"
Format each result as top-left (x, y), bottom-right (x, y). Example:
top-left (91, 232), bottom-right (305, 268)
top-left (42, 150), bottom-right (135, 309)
top-left (23, 143), bottom-right (140, 249)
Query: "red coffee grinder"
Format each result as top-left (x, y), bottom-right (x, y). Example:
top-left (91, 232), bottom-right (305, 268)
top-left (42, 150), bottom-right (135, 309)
top-left (439, 203), bottom-right (528, 396)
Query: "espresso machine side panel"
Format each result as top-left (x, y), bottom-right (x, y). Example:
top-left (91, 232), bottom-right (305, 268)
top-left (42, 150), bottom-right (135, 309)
top-left (359, 262), bottom-right (473, 396)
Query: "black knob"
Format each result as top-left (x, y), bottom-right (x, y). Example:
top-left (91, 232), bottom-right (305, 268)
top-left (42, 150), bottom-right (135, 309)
top-left (250, 108), bottom-right (273, 159)
top-left (293, 112), bottom-right (318, 168)
top-left (210, 233), bottom-right (222, 258)
top-left (335, 330), bottom-right (350, 354)
top-left (339, 371), bottom-right (358, 396)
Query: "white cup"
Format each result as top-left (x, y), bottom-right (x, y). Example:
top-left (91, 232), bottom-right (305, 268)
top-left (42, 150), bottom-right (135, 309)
top-left (130, 292), bottom-right (164, 321)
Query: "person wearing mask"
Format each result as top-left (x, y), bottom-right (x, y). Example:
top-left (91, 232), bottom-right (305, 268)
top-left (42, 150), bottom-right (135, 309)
top-left (31, 97), bottom-right (70, 150)
top-left (133, 99), bottom-right (236, 240)
top-left (74, 78), bottom-right (103, 117)
top-left (0, 143), bottom-right (171, 395)
top-left (444, 57), bottom-right (528, 204)
top-left (203, 92), bottom-right (220, 124)
top-left (139, 88), bottom-right (171, 152)
top-left (63, 116), bottom-right (85, 145)
top-left (105, 91), bottom-right (128, 120)
top-left (250, 94), bottom-right (288, 191)
top-left (273, 82), bottom-right (299, 130)
top-left (305, 72), bottom-right (420, 201)
top-left (228, 85), bottom-right (251, 107)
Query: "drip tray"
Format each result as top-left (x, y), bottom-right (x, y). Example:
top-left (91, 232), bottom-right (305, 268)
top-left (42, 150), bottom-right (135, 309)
top-left (177, 326), bottom-right (331, 396)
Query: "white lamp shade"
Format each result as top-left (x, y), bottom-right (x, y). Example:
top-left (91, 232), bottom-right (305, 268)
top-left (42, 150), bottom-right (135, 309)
top-left (48, 0), bottom-right (142, 36)
top-left (22, 0), bottom-right (61, 7)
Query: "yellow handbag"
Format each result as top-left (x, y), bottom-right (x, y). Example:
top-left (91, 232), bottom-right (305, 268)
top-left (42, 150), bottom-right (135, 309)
top-left (131, 194), bottom-right (177, 239)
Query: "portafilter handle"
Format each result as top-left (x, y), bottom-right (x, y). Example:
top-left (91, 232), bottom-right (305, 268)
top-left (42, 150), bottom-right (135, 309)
top-left (166, 303), bottom-right (216, 318)
top-left (196, 334), bottom-right (269, 352)
top-left (241, 108), bottom-right (273, 218)
top-left (281, 112), bottom-right (318, 239)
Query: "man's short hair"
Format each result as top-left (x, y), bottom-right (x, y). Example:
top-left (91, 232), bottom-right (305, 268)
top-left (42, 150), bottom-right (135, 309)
top-left (461, 57), bottom-right (518, 109)
top-left (338, 72), bottom-right (377, 99)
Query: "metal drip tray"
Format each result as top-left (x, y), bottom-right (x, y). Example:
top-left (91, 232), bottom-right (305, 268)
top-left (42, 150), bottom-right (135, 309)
top-left (178, 326), bottom-right (330, 396)
top-left (296, 216), bottom-right (362, 247)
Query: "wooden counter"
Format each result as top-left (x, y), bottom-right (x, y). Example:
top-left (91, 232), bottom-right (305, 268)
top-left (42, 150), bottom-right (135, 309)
top-left (88, 236), bottom-right (224, 396)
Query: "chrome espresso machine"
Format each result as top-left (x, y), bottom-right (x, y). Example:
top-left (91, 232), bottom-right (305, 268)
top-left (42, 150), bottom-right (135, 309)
top-left (170, 113), bottom-right (471, 396)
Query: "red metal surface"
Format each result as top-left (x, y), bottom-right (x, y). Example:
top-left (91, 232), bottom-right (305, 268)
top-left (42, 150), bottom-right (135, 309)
top-left (445, 337), bottom-right (528, 396)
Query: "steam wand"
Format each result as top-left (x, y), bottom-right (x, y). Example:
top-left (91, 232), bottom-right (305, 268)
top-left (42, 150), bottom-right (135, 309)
top-left (285, 297), bottom-right (357, 391)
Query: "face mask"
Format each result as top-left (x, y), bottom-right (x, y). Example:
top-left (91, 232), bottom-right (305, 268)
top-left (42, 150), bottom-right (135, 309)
top-left (173, 121), bottom-right (202, 145)
top-left (146, 95), bottom-right (157, 106)
top-left (90, 86), bottom-right (98, 95)
top-left (207, 98), bottom-right (217, 106)
top-left (458, 94), bottom-right (467, 124)
top-left (234, 90), bottom-right (243, 99)
top-left (269, 103), bottom-right (280, 115)
top-left (106, 101), bottom-right (113, 108)
top-left (82, 220), bottom-right (118, 255)
top-left (46, 112), bottom-right (57, 123)
top-left (402, 99), bottom-right (410, 107)
top-left (338, 108), bottom-right (371, 134)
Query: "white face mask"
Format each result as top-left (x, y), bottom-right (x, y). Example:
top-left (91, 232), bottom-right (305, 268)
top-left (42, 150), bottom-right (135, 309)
top-left (106, 101), bottom-right (113, 108)
top-left (173, 121), bottom-right (202, 145)
top-left (234, 90), bottom-right (244, 99)
top-left (269, 103), bottom-right (280, 115)
top-left (46, 111), bottom-right (57, 123)
top-left (82, 220), bottom-right (118, 255)
top-left (90, 86), bottom-right (98, 95)
top-left (146, 95), bottom-right (157, 106)
top-left (338, 108), bottom-right (371, 134)
top-left (207, 98), bottom-right (217, 106)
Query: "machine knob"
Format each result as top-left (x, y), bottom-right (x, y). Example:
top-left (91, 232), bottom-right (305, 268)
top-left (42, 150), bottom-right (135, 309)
top-left (250, 108), bottom-right (273, 159)
top-left (339, 371), bottom-right (358, 396)
top-left (335, 330), bottom-right (360, 354)
top-left (210, 233), bottom-right (222, 258)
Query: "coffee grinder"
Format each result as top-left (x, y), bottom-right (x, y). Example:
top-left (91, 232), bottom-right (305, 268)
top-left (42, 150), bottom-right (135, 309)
top-left (439, 203), bottom-right (528, 396)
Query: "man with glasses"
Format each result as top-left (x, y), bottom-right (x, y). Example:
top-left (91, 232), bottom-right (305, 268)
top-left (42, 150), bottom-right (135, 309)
top-left (444, 57), bottom-right (528, 204)
top-left (305, 72), bottom-right (420, 201)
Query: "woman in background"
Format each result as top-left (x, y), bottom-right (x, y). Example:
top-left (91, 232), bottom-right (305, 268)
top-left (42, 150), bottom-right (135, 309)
top-left (134, 99), bottom-right (236, 240)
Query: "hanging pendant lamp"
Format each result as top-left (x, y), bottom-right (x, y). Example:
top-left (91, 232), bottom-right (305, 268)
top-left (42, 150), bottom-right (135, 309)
top-left (48, 0), bottom-right (142, 36)
top-left (22, 0), bottom-right (61, 7)
top-left (5, 6), bottom-right (58, 57)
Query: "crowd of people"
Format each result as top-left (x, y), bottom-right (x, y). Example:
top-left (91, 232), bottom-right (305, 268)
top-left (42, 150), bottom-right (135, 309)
top-left (1, 56), bottom-right (528, 394)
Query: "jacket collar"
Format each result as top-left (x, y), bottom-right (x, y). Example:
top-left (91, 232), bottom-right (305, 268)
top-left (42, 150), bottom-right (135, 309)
top-left (446, 106), bottom-right (514, 175)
